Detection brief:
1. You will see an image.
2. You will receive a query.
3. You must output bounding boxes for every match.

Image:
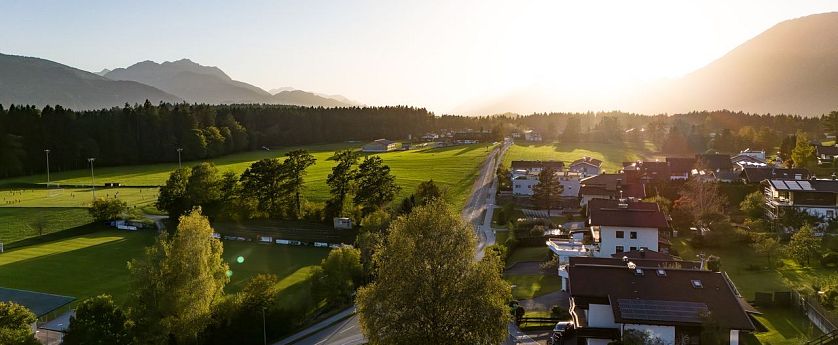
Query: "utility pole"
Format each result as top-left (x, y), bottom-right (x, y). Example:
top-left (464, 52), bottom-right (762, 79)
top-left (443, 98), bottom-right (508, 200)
top-left (177, 148), bottom-right (183, 169)
top-left (44, 149), bottom-right (50, 187)
top-left (88, 158), bottom-right (96, 200)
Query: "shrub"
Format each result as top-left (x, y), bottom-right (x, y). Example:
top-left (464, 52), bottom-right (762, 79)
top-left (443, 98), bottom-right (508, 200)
top-left (485, 244), bottom-right (509, 262)
top-left (550, 305), bottom-right (571, 319)
top-left (89, 198), bottom-right (128, 222)
top-left (822, 251), bottom-right (838, 267)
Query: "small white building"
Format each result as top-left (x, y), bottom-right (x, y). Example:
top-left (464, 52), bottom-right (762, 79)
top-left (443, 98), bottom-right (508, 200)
top-left (587, 198), bottom-right (669, 257)
top-left (512, 171), bottom-right (581, 197)
top-left (569, 157), bottom-right (603, 177)
top-left (523, 130), bottom-right (543, 142)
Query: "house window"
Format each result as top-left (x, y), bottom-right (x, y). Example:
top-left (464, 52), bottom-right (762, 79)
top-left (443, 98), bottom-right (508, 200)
top-left (616, 246), bottom-right (625, 253)
top-left (616, 231), bottom-right (624, 238)
top-left (630, 231), bottom-right (637, 239)
top-left (829, 210), bottom-right (835, 219)
top-left (630, 247), bottom-right (637, 251)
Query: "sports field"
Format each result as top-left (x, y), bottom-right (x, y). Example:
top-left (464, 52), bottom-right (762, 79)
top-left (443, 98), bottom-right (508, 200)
top-left (0, 229), bottom-right (330, 303)
top-left (503, 141), bottom-right (660, 173)
top-left (0, 208), bottom-right (92, 244)
top-left (0, 142), bottom-right (491, 211)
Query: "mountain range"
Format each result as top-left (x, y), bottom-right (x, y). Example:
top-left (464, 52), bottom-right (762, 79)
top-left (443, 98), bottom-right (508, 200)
top-left (0, 53), bottom-right (181, 110)
top-left (0, 56), bottom-right (356, 110)
top-left (458, 12), bottom-right (838, 117)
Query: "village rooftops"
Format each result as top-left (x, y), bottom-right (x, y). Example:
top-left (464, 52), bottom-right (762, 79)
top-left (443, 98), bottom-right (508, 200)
top-left (763, 178), bottom-right (838, 193)
top-left (741, 167), bottom-right (810, 184)
top-left (510, 160), bottom-right (564, 171)
top-left (570, 157), bottom-right (603, 167)
top-left (568, 264), bottom-right (755, 330)
top-left (587, 198), bottom-right (668, 229)
top-left (665, 157), bottom-right (697, 175)
top-left (696, 153), bottom-right (733, 171)
top-left (569, 254), bottom-right (702, 270)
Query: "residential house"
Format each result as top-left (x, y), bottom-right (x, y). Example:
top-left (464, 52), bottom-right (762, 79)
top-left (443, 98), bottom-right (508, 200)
top-left (737, 148), bottom-right (766, 161)
top-left (623, 161), bottom-right (671, 183)
top-left (361, 139), bottom-right (399, 152)
top-left (569, 157), bottom-right (603, 177)
top-left (510, 160), bottom-right (564, 174)
top-left (453, 131), bottom-right (494, 144)
top-left (419, 133), bottom-right (439, 141)
top-left (555, 253), bottom-right (702, 292)
top-left (695, 153), bottom-right (735, 182)
top-left (815, 144), bottom-right (838, 166)
top-left (523, 130), bottom-right (543, 142)
top-left (579, 173), bottom-right (645, 206)
top-left (567, 263), bottom-right (756, 345)
top-left (512, 170), bottom-right (581, 197)
top-left (666, 157), bottom-right (696, 180)
top-left (740, 167), bottom-right (810, 184)
top-left (763, 178), bottom-right (838, 222)
top-left (587, 198), bottom-right (670, 258)
top-left (512, 174), bottom-right (540, 196)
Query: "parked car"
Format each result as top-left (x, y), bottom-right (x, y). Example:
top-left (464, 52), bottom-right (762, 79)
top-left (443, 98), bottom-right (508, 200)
top-left (547, 321), bottom-right (574, 345)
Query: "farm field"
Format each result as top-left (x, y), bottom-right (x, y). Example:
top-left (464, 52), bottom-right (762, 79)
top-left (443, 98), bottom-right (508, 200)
top-left (0, 142), bottom-right (491, 211)
top-left (503, 141), bottom-right (661, 173)
top-left (0, 208), bottom-right (92, 244)
top-left (0, 229), bottom-right (330, 303)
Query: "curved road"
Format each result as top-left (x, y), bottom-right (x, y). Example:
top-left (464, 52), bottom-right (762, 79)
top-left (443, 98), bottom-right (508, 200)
top-left (275, 140), bottom-right (511, 345)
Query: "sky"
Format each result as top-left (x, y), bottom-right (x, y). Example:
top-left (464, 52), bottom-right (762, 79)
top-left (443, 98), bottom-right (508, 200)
top-left (2, 0), bottom-right (837, 114)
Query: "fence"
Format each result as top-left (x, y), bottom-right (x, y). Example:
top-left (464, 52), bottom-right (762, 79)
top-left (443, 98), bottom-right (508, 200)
top-left (792, 291), bottom-right (838, 334)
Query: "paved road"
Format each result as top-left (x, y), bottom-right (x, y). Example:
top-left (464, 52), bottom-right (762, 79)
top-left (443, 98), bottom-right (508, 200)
top-left (274, 140), bottom-right (511, 345)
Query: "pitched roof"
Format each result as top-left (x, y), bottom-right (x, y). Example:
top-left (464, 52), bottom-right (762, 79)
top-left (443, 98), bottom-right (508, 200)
top-left (580, 173), bottom-right (646, 199)
top-left (696, 154), bottom-right (733, 171)
top-left (567, 265), bottom-right (755, 330)
top-left (572, 255), bottom-right (702, 270)
top-left (370, 138), bottom-right (395, 145)
top-left (666, 157), bottom-right (696, 174)
top-left (764, 179), bottom-right (838, 193)
top-left (741, 167), bottom-right (810, 184)
top-left (571, 157), bottom-right (603, 167)
top-left (816, 145), bottom-right (838, 156)
top-left (511, 160), bottom-right (564, 170)
top-left (587, 199), bottom-right (668, 228)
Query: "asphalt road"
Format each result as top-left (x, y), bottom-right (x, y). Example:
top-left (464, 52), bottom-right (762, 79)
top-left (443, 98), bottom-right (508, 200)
top-left (274, 140), bottom-right (511, 345)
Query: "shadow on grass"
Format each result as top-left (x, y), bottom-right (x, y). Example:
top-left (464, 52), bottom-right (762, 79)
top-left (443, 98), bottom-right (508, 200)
top-left (5, 222), bottom-right (107, 250)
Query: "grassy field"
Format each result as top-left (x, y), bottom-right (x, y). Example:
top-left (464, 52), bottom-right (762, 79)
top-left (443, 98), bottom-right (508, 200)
top-left (507, 246), bottom-right (550, 268)
top-left (503, 141), bottom-right (661, 173)
top-left (505, 274), bottom-right (563, 300)
top-left (0, 142), bottom-right (490, 211)
top-left (0, 208), bottom-right (92, 244)
top-left (672, 237), bottom-right (828, 344)
top-left (0, 229), bottom-right (330, 303)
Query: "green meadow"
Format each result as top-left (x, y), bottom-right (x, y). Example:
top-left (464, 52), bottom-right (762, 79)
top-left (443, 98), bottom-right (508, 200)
top-left (503, 141), bottom-right (661, 173)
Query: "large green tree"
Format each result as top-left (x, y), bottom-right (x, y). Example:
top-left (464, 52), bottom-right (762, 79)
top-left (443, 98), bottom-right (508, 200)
top-left (354, 156), bottom-right (400, 212)
top-left (739, 191), bottom-right (765, 220)
top-left (311, 246), bottom-right (364, 306)
top-left (326, 150), bottom-right (361, 217)
top-left (63, 295), bottom-right (132, 345)
top-left (822, 111), bottom-right (838, 138)
top-left (186, 162), bottom-right (222, 216)
top-left (239, 158), bottom-right (286, 218)
top-left (531, 167), bottom-right (563, 216)
top-left (356, 201), bottom-right (510, 345)
top-left (128, 209), bottom-right (228, 344)
top-left (89, 198), bottom-right (128, 222)
top-left (279, 149), bottom-right (316, 218)
top-left (0, 301), bottom-right (39, 345)
top-left (156, 167), bottom-right (192, 219)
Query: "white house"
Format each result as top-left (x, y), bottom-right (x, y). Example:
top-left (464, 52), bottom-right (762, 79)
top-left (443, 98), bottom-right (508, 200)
top-left (512, 171), bottom-right (581, 197)
top-left (569, 157), bottom-right (602, 177)
top-left (512, 174), bottom-right (539, 196)
top-left (567, 262), bottom-right (756, 345)
top-left (587, 199), bottom-right (669, 257)
top-left (510, 160), bottom-right (564, 175)
top-left (523, 130), bottom-right (543, 142)
top-left (763, 178), bottom-right (838, 222)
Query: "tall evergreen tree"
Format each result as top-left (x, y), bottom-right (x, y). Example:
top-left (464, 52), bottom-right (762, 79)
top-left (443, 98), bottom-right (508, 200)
top-left (354, 156), bottom-right (400, 212)
top-left (326, 150), bottom-right (361, 217)
top-left (531, 167), bottom-right (563, 216)
top-left (279, 149), bottom-right (316, 218)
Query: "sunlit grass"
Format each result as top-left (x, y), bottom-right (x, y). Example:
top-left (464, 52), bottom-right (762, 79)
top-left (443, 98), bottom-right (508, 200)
top-left (503, 141), bottom-right (660, 174)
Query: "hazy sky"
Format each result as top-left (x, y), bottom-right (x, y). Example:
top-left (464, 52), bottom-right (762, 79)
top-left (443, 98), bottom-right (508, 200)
top-left (2, 0), bottom-right (837, 113)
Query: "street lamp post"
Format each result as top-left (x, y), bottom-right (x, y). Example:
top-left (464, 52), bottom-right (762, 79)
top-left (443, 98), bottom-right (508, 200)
top-left (88, 158), bottom-right (96, 200)
top-left (44, 149), bottom-right (50, 187)
top-left (262, 307), bottom-right (267, 345)
top-left (177, 148), bottom-right (183, 169)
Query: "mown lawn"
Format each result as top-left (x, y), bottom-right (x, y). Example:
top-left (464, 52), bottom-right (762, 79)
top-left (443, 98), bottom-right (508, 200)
top-left (507, 246), bottom-right (550, 268)
top-left (505, 274), bottom-right (563, 300)
top-left (672, 237), bottom-right (829, 344)
top-left (0, 208), bottom-right (92, 244)
top-left (0, 229), bottom-right (330, 304)
top-left (0, 142), bottom-right (490, 211)
top-left (503, 141), bottom-right (660, 174)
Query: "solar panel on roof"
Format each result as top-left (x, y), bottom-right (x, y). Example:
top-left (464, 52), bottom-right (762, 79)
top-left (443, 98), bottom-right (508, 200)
top-left (771, 180), bottom-right (786, 189)
top-left (617, 299), bottom-right (708, 323)
top-left (799, 181), bottom-right (813, 191)
top-left (787, 181), bottom-right (802, 190)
